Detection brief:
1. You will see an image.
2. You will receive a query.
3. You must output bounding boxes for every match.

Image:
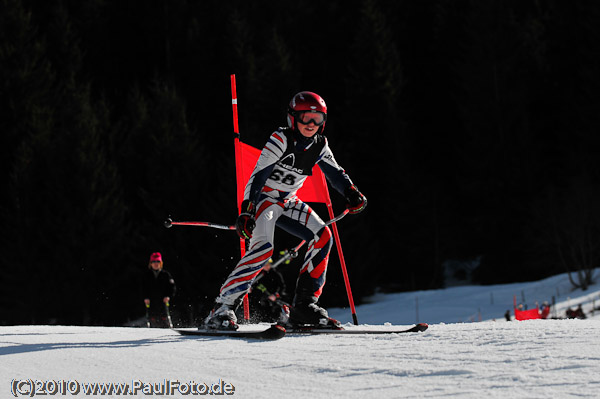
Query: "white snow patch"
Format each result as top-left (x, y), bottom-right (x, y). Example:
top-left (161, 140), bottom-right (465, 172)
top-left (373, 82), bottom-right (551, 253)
top-left (2, 270), bottom-right (600, 398)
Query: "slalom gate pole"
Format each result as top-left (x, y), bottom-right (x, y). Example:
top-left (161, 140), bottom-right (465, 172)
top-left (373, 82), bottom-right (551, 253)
top-left (231, 74), bottom-right (251, 321)
top-left (319, 172), bottom-right (359, 325)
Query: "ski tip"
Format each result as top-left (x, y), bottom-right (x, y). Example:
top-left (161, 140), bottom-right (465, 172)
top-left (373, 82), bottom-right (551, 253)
top-left (273, 324), bottom-right (286, 333)
top-left (175, 324), bottom-right (286, 340)
top-left (257, 324), bottom-right (286, 340)
top-left (416, 323), bottom-right (429, 332)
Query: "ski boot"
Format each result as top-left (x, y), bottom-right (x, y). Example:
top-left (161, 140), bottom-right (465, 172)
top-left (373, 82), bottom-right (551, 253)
top-left (203, 303), bottom-right (238, 330)
top-left (277, 303), bottom-right (291, 325)
top-left (288, 298), bottom-right (341, 329)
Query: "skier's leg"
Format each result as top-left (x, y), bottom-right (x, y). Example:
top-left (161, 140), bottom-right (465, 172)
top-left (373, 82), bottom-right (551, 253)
top-left (205, 199), bottom-right (282, 329)
top-left (147, 302), bottom-right (162, 328)
top-left (295, 225), bottom-right (332, 301)
top-left (276, 200), bottom-right (338, 327)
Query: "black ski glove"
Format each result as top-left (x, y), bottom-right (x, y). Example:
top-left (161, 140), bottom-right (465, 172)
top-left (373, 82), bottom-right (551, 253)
top-left (236, 200), bottom-right (256, 239)
top-left (344, 185), bottom-right (367, 214)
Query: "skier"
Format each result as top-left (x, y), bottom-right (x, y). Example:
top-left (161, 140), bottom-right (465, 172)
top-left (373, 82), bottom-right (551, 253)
top-left (204, 91), bottom-right (367, 330)
top-left (143, 252), bottom-right (176, 328)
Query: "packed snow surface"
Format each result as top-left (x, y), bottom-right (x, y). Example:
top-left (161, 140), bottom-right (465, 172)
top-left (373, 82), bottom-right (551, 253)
top-left (2, 271), bottom-right (600, 398)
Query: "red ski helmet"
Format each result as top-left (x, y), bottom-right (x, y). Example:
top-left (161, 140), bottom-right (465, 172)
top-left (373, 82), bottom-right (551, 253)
top-left (287, 91), bottom-right (327, 134)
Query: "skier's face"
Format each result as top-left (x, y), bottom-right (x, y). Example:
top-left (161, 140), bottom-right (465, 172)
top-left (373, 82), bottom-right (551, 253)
top-left (296, 111), bottom-right (325, 137)
top-left (150, 261), bottom-right (161, 270)
top-left (297, 120), bottom-right (319, 138)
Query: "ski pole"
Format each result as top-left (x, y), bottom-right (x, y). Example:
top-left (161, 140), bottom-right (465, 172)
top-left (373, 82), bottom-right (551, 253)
top-left (165, 301), bottom-right (174, 329)
top-left (164, 217), bottom-right (235, 230)
top-left (326, 208), bottom-right (349, 225)
top-left (164, 209), bottom-right (349, 232)
top-left (271, 209), bottom-right (350, 266)
top-left (270, 247), bottom-right (301, 270)
top-left (145, 303), bottom-right (151, 328)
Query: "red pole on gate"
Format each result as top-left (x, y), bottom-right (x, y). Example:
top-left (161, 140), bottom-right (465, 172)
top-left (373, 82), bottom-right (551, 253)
top-left (319, 171), bottom-right (359, 325)
top-left (230, 74), bottom-right (250, 320)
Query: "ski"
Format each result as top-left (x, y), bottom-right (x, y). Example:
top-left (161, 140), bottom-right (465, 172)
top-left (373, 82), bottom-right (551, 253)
top-left (175, 323), bottom-right (426, 339)
top-left (175, 324), bottom-right (286, 340)
top-left (286, 323), bottom-right (428, 335)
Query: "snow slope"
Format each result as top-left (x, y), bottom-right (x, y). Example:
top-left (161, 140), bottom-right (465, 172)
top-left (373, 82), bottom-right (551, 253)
top-left (2, 271), bottom-right (600, 398)
top-left (329, 269), bottom-right (600, 324)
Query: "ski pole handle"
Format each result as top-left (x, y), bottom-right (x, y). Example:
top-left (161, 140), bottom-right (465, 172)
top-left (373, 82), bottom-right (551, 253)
top-left (270, 247), bottom-right (301, 270)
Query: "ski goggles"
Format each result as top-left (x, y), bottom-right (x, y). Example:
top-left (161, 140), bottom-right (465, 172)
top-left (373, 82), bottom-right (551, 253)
top-left (295, 111), bottom-right (327, 126)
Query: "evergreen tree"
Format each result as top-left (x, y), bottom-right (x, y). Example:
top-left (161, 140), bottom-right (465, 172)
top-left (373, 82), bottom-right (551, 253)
top-left (0, 0), bottom-right (56, 324)
top-left (341, 0), bottom-right (408, 293)
top-left (447, 0), bottom-right (542, 283)
top-left (531, 1), bottom-right (600, 289)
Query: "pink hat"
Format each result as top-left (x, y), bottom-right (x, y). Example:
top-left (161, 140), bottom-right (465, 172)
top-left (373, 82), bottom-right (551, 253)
top-left (149, 252), bottom-right (162, 262)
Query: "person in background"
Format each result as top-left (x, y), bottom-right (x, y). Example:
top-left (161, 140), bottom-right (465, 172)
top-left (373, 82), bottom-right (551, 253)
top-left (565, 307), bottom-right (575, 319)
top-left (573, 304), bottom-right (587, 319)
top-left (248, 259), bottom-right (289, 323)
top-left (565, 305), bottom-right (586, 319)
top-left (540, 301), bottom-right (551, 319)
top-left (143, 252), bottom-right (176, 328)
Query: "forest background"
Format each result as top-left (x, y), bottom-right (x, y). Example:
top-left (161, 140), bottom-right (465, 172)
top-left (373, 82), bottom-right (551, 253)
top-left (1, 0), bottom-right (599, 326)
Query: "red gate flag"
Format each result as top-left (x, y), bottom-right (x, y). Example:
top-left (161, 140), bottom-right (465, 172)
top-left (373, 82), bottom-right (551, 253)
top-left (513, 295), bottom-right (541, 320)
top-left (237, 140), bottom-right (360, 325)
top-left (514, 307), bottom-right (541, 320)
top-left (237, 141), bottom-right (330, 208)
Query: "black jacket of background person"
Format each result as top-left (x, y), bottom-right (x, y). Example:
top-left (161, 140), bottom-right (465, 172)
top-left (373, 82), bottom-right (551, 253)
top-left (250, 268), bottom-right (287, 305)
top-left (142, 269), bottom-right (176, 314)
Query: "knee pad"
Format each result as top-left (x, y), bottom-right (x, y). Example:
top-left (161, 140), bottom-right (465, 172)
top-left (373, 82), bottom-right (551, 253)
top-left (314, 226), bottom-right (332, 250)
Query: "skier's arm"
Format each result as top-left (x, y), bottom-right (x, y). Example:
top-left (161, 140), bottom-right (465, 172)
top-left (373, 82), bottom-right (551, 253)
top-left (160, 272), bottom-right (176, 301)
top-left (255, 283), bottom-right (280, 302)
top-left (316, 138), bottom-right (353, 195)
top-left (141, 275), bottom-right (151, 301)
top-left (243, 130), bottom-right (288, 204)
top-left (317, 139), bottom-right (367, 214)
top-left (168, 275), bottom-right (176, 299)
top-left (236, 130), bottom-right (288, 239)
